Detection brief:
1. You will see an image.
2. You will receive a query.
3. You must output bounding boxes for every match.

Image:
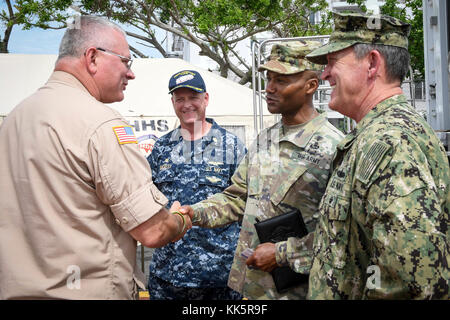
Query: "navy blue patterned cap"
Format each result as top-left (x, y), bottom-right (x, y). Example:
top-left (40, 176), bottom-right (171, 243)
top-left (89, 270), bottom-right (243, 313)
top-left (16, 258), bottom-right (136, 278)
top-left (168, 70), bottom-right (206, 94)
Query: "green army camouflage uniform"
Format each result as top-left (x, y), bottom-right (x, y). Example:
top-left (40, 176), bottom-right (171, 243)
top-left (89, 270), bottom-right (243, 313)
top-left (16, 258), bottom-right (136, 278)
top-left (307, 95), bottom-right (450, 299)
top-left (192, 113), bottom-right (344, 299)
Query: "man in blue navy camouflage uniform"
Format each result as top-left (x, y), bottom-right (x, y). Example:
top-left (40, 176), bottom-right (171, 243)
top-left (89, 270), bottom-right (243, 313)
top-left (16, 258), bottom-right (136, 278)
top-left (147, 70), bottom-right (246, 300)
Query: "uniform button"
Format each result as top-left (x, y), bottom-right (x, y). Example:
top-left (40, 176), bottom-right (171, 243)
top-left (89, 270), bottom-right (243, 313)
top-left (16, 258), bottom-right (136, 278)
top-left (115, 218), bottom-right (121, 225)
top-left (152, 185), bottom-right (160, 201)
top-left (122, 217), bottom-right (128, 224)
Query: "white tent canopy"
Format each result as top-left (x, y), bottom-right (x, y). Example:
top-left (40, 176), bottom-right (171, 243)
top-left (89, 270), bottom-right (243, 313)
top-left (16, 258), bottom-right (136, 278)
top-left (1, 54), bottom-right (279, 153)
top-left (117, 57), bottom-right (263, 117)
top-left (0, 54), bottom-right (269, 117)
top-left (0, 54), bottom-right (346, 155)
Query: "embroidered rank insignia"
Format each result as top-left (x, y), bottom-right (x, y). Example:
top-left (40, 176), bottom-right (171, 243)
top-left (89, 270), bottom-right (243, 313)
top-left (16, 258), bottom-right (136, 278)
top-left (113, 125), bottom-right (138, 144)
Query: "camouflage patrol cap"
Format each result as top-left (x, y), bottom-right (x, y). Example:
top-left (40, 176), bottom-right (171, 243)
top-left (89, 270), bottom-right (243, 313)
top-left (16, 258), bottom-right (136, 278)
top-left (306, 12), bottom-right (411, 65)
top-left (258, 40), bottom-right (322, 75)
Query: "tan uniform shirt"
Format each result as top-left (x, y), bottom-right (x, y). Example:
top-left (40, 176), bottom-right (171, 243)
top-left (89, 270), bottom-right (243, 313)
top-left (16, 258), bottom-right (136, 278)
top-left (0, 71), bottom-right (168, 299)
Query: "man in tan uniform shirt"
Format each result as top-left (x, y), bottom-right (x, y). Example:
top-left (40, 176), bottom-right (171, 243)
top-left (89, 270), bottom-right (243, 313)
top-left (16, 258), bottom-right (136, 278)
top-left (0, 16), bottom-right (192, 299)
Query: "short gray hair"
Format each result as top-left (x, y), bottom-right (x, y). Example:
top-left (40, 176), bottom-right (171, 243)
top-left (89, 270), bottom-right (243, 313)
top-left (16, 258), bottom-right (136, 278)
top-left (353, 43), bottom-right (410, 83)
top-left (57, 15), bottom-right (126, 60)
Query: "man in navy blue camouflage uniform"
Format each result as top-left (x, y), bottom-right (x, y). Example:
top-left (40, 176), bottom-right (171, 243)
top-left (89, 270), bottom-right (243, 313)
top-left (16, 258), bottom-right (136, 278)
top-left (147, 70), bottom-right (246, 300)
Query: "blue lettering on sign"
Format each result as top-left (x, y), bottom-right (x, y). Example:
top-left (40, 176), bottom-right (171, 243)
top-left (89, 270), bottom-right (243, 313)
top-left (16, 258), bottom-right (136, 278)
top-left (127, 119), bottom-right (169, 133)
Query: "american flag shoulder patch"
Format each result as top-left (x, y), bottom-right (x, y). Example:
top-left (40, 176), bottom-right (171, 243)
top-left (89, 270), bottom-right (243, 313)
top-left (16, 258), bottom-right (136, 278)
top-left (112, 125), bottom-right (138, 145)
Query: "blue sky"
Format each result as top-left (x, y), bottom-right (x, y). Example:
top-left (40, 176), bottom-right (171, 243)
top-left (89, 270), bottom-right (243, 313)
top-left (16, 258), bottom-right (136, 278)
top-left (1, 0), bottom-right (62, 54)
top-left (1, 1), bottom-right (164, 56)
top-left (8, 27), bottom-right (64, 54)
top-left (6, 20), bottom-right (165, 57)
top-left (7, 23), bottom-right (164, 57)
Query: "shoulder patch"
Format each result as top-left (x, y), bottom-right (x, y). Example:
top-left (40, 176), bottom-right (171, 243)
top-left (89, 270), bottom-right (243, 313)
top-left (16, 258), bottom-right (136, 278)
top-left (356, 140), bottom-right (391, 184)
top-left (113, 125), bottom-right (138, 145)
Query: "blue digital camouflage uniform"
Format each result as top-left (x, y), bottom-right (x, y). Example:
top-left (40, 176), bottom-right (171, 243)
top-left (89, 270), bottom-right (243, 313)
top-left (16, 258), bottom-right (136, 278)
top-left (307, 95), bottom-right (450, 299)
top-left (192, 114), bottom-right (344, 299)
top-left (147, 118), bottom-right (246, 299)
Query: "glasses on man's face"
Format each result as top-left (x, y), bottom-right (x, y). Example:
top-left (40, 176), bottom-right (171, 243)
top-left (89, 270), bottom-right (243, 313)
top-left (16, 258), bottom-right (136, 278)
top-left (96, 47), bottom-right (133, 69)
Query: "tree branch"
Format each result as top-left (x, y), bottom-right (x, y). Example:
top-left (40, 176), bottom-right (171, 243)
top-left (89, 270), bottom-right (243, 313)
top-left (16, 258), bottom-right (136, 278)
top-left (129, 43), bottom-right (148, 58)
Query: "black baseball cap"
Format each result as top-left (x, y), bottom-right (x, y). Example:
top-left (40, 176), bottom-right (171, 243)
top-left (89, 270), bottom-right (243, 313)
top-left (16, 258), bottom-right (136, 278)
top-left (168, 70), bottom-right (207, 94)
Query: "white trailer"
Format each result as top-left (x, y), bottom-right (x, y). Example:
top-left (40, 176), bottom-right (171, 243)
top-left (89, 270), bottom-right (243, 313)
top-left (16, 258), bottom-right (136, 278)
top-left (423, 0), bottom-right (450, 157)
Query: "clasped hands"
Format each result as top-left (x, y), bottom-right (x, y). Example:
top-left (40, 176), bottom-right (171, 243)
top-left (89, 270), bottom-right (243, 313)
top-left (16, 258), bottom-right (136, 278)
top-left (169, 202), bottom-right (194, 243)
top-left (167, 203), bottom-right (279, 273)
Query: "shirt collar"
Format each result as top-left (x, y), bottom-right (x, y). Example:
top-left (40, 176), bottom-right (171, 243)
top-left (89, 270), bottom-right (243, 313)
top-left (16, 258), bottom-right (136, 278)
top-left (170, 118), bottom-right (220, 145)
top-left (278, 112), bottom-right (328, 149)
top-left (337, 94), bottom-right (408, 151)
top-left (48, 71), bottom-right (93, 96)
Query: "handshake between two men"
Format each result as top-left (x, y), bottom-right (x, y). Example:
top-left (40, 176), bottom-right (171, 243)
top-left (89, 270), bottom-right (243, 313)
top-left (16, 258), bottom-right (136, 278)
top-left (131, 200), bottom-right (278, 272)
top-left (169, 201), bottom-right (194, 243)
top-left (130, 201), bottom-right (194, 248)
top-left (167, 204), bottom-right (279, 273)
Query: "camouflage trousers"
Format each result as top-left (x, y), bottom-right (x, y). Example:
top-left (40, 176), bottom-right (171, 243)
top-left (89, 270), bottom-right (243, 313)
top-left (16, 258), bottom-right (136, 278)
top-left (148, 274), bottom-right (243, 300)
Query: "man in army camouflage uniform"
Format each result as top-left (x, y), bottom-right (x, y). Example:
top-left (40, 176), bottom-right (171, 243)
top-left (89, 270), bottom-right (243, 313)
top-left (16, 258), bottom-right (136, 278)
top-left (305, 12), bottom-right (449, 299)
top-left (184, 41), bottom-right (344, 299)
top-left (147, 70), bottom-right (246, 299)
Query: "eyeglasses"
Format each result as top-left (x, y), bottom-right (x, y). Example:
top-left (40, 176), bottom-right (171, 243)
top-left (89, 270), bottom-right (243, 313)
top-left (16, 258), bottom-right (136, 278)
top-left (96, 47), bottom-right (133, 69)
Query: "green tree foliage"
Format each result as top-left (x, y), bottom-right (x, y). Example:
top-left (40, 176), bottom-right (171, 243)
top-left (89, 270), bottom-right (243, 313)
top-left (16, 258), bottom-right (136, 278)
top-left (379, 0), bottom-right (424, 79)
top-left (8, 0), bottom-right (331, 84)
top-left (1, 0), bottom-right (73, 53)
top-left (1, 0), bottom-right (18, 53)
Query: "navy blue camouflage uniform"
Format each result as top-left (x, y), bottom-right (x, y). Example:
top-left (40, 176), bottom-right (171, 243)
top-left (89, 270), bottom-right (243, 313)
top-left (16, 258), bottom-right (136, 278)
top-left (147, 118), bottom-right (246, 300)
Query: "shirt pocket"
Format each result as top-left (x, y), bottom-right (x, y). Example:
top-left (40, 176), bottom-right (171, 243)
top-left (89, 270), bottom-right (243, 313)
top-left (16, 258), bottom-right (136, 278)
top-left (153, 167), bottom-right (175, 185)
top-left (199, 165), bottom-right (231, 189)
top-left (314, 191), bottom-right (351, 269)
top-left (269, 166), bottom-right (308, 207)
